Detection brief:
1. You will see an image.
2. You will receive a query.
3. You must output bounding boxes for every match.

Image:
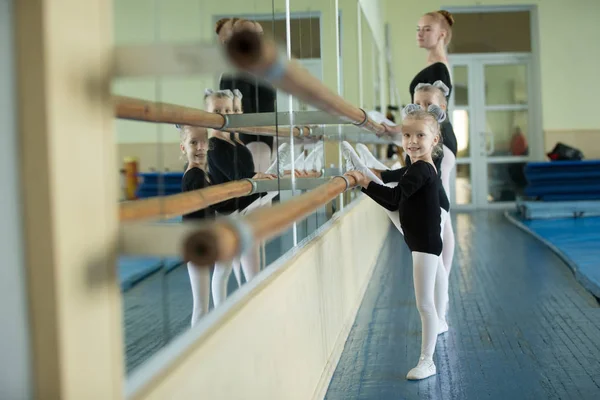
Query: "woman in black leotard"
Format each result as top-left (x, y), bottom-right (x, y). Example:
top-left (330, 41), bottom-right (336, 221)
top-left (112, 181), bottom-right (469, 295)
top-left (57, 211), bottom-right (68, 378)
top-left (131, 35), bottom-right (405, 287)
top-left (346, 104), bottom-right (449, 382)
top-left (411, 9), bottom-right (457, 280)
top-left (216, 18), bottom-right (277, 172)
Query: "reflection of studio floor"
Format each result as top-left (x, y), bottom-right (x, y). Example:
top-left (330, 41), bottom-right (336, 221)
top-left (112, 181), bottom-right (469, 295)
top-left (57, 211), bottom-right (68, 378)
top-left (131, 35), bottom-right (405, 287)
top-left (326, 212), bottom-right (600, 400)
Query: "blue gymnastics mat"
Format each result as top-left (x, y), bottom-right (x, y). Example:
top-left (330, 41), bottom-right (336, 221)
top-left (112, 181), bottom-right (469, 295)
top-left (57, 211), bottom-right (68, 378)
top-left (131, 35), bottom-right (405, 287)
top-left (524, 159), bottom-right (600, 172)
top-left (517, 200), bottom-right (600, 219)
top-left (118, 256), bottom-right (184, 291)
top-left (505, 212), bottom-right (600, 299)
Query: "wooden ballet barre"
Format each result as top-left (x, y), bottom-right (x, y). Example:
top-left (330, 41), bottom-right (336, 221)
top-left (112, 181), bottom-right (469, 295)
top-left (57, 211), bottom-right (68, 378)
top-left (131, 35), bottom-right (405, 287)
top-left (113, 96), bottom-right (313, 137)
top-left (182, 175), bottom-right (357, 266)
top-left (119, 179), bottom-right (255, 222)
top-left (119, 174), bottom-right (324, 222)
top-left (225, 30), bottom-right (387, 136)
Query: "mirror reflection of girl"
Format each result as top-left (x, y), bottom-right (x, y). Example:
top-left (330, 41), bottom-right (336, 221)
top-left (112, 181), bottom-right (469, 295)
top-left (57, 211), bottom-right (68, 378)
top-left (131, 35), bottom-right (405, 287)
top-left (179, 125), bottom-right (245, 326)
top-left (345, 104), bottom-right (449, 381)
top-left (216, 18), bottom-right (276, 173)
top-left (205, 89), bottom-right (275, 292)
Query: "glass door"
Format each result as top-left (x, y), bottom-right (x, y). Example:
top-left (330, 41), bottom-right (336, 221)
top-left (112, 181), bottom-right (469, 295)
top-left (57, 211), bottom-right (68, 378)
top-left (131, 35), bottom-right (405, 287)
top-left (449, 54), bottom-right (537, 209)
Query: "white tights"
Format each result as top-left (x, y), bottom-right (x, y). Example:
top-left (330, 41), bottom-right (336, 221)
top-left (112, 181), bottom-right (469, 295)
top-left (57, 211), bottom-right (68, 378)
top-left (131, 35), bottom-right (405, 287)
top-left (187, 261), bottom-right (233, 327)
top-left (412, 251), bottom-right (448, 358)
top-left (440, 145), bottom-right (456, 274)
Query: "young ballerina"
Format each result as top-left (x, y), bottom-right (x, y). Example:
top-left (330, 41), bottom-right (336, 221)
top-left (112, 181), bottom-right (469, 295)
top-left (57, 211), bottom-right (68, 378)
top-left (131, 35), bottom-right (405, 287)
top-left (345, 104), bottom-right (449, 380)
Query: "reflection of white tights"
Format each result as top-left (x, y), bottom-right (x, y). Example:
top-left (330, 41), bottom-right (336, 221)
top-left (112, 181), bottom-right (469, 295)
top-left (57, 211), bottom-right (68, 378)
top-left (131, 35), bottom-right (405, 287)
top-left (412, 251), bottom-right (448, 358)
top-left (187, 261), bottom-right (233, 327)
top-left (440, 146), bottom-right (456, 275)
top-left (230, 246), bottom-right (260, 287)
top-left (247, 142), bottom-right (272, 173)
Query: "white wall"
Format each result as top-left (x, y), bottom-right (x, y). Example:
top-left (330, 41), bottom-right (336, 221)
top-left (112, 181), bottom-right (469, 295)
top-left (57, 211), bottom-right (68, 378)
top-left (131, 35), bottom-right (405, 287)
top-left (0, 0), bottom-right (33, 398)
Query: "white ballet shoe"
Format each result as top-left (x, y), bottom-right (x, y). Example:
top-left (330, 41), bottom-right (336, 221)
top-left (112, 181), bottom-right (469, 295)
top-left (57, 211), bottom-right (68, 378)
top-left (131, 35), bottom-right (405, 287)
top-left (406, 356), bottom-right (437, 380)
top-left (304, 142), bottom-right (323, 172)
top-left (291, 152), bottom-right (306, 172)
top-left (356, 143), bottom-right (389, 170)
top-left (367, 110), bottom-right (397, 126)
top-left (438, 319), bottom-right (449, 335)
top-left (266, 142), bottom-right (291, 176)
top-left (341, 141), bottom-right (384, 185)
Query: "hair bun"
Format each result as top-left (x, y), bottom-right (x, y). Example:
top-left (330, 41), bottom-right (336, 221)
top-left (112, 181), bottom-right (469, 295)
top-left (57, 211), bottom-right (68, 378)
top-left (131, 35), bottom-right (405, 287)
top-left (427, 104), bottom-right (447, 123)
top-left (232, 89), bottom-right (243, 99)
top-left (432, 80), bottom-right (450, 96)
top-left (437, 10), bottom-right (454, 26)
top-left (401, 104), bottom-right (422, 119)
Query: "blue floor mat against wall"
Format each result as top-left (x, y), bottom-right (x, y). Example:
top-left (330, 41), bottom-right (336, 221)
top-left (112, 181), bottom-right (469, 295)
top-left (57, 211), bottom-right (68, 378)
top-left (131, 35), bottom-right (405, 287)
top-left (506, 213), bottom-right (600, 299)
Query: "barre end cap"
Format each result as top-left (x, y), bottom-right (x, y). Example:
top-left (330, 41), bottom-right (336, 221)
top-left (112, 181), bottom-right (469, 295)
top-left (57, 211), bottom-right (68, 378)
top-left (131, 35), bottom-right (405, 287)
top-left (183, 230), bottom-right (220, 267)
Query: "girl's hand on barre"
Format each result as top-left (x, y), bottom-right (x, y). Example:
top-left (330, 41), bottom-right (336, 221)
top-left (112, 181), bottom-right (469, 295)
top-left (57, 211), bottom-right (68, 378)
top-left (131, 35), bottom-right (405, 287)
top-left (253, 172), bottom-right (277, 180)
top-left (293, 169), bottom-right (307, 177)
top-left (382, 123), bottom-right (401, 134)
top-left (345, 170), bottom-right (370, 187)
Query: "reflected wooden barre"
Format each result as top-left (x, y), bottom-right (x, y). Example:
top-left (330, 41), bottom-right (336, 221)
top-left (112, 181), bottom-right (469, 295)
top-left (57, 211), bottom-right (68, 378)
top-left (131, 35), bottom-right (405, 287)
top-left (119, 179), bottom-right (254, 222)
top-left (283, 170), bottom-right (322, 178)
top-left (113, 96), bottom-right (311, 137)
top-left (183, 175), bottom-right (357, 266)
top-left (225, 30), bottom-right (387, 136)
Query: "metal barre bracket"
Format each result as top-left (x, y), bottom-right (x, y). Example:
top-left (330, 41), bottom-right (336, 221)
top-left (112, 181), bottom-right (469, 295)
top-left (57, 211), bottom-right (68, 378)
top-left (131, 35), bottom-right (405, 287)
top-left (242, 178), bottom-right (258, 195)
top-left (225, 216), bottom-right (255, 256)
top-left (352, 108), bottom-right (369, 128)
top-left (219, 113), bottom-right (230, 130)
top-left (333, 175), bottom-right (351, 191)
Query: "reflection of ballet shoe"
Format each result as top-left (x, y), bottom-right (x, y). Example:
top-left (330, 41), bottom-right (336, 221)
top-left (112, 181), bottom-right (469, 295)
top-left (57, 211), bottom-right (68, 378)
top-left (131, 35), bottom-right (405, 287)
top-left (438, 319), bottom-right (449, 335)
top-left (406, 356), bottom-right (436, 380)
top-left (304, 142), bottom-right (324, 173)
top-left (356, 143), bottom-right (389, 170)
top-left (266, 142), bottom-right (291, 176)
top-left (285, 152), bottom-right (305, 173)
top-left (341, 141), bottom-right (384, 185)
top-left (304, 144), bottom-right (320, 170)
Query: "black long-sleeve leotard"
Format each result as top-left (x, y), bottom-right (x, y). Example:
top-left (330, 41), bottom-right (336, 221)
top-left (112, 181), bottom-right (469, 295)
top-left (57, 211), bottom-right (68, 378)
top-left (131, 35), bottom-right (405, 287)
top-left (219, 73), bottom-right (276, 149)
top-left (363, 161), bottom-right (442, 255)
top-left (380, 166), bottom-right (449, 212)
top-left (181, 167), bottom-right (253, 220)
top-left (206, 137), bottom-right (262, 213)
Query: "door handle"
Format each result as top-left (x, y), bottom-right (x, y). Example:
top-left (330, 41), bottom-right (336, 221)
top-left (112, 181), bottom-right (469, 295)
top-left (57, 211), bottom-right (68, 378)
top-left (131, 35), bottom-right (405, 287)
top-left (486, 131), bottom-right (495, 155)
top-left (480, 132), bottom-right (495, 156)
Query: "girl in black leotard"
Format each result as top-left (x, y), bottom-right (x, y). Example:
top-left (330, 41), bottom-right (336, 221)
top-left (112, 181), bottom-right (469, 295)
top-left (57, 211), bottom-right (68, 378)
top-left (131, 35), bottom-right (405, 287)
top-left (346, 104), bottom-right (449, 382)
